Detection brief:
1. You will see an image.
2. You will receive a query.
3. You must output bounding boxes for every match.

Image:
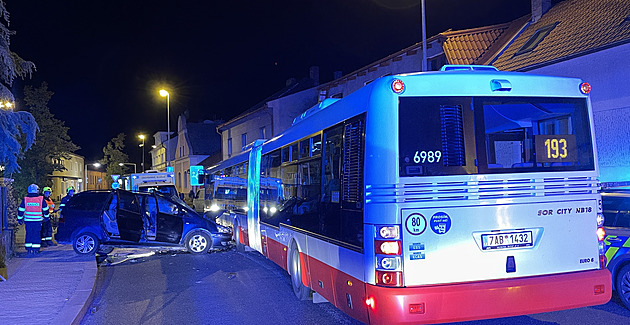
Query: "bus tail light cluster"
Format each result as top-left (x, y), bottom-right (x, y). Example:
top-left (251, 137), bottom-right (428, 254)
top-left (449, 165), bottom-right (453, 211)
top-left (596, 212), bottom-right (606, 269)
top-left (375, 225), bottom-right (402, 287)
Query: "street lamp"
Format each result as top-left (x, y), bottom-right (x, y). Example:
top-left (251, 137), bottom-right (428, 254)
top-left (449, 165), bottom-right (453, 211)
top-left (138, 134), bottom-right (146, 172)
top-left (421, 0), bottom-right (427, 72)
top-left (159, 89), bottom-right (170, 168)
top-left (119, 162), bottom-right (137, 174)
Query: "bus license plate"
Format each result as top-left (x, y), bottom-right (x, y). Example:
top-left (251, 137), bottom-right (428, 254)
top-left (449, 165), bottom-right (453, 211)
top-left (481, 231), bottom-right (533, 250)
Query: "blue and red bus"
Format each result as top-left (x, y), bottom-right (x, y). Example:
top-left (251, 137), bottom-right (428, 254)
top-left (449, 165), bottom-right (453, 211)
top-left (206, 65), bottom-right (611, 324)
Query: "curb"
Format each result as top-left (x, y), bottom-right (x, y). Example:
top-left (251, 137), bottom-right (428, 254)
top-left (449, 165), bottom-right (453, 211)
top-left (52, 250), bottom-right (99, 325)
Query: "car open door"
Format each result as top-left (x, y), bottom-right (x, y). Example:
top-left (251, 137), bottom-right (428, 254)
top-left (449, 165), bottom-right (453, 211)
top-left (116, 190), bottom-right (144, 242)
top-left (154, 194), bottom-right (184, 243)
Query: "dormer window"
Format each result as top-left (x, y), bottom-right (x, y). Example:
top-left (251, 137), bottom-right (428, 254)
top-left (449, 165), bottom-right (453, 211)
top-left (514, 22), bottom-right (559, 56)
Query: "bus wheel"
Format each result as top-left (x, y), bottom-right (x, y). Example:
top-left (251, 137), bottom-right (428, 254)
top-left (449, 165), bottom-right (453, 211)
top-left (616, 264), bottom-right (630, 310)
top-left (289, 242), bottom-right (310, 300)
top-left (234, 223), bottom-right (245, 252)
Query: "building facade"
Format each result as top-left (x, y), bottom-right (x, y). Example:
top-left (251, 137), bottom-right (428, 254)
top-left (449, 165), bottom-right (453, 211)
top-left (50, 153), bottom-right (84, 202)
top-left (217, 68), bottom-right (320, 160)
top-left (149, 131), bottom-right (175, 172)
top-left (85, 168), bottom-right (110, 190)
top-left (170, 115), bottom-right (222, 195)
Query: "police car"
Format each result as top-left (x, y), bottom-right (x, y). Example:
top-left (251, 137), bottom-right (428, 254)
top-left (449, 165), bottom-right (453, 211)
top-left (601, 188), bottom-right (630, 309)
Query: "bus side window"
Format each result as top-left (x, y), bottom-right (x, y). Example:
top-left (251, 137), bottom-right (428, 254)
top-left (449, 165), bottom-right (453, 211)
top-left (321, 123), bottom-right (344, 240)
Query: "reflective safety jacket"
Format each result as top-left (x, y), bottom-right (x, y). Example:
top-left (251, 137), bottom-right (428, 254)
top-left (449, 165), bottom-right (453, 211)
top-left (45, 197), bottom-right (55, 214)
top-left (59, 194), bottom-right (72, 211)
top-left (18, 195), bottom-right (49, 222)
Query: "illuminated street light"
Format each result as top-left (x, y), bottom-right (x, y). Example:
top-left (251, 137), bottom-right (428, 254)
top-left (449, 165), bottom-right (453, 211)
top-left (159, 89), bottom-right (171, 168)
top-left (0, 101), bottom-right (14, 110)
top-left (119, 162), bottom-right (137, 174)
top-left (138, 134), bottom-right (146, 172)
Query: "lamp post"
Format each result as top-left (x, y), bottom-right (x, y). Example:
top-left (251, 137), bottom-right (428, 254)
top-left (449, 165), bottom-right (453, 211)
top-left (138, 134), bottom-right (146, 172)
top-left (119, 162), bottom-right (137, 174)
top-left (159, 89), bottom-right (170, 168)
top-left (421, 0), bottom-right (427, 72)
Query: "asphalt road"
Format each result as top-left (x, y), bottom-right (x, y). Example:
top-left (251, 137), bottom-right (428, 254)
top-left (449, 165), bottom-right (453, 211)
top-left (80, 247), bottom-right (630, 325)
top-left (80, 247), bottom-right (362, 325)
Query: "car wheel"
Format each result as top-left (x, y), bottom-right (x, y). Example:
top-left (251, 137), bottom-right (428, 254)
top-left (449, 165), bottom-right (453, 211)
top-left (73, 233), bottom-right (99, 255)
top-left (234, 222), bottom-right (246, 252)
top-left (616, 264), bottom-right (630, 310)
top-left (289, 242), bottom-right (310, 300)
top-left (185, 231), bottom-right (211, 254)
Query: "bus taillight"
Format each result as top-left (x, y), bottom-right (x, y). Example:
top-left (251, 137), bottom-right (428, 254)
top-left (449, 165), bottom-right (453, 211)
top-left (580, 82), bottom-right (591, 94)
top-left (375, 225), bottom-right (403, 287)
top-left (596, 227), bottom-right (605, 241)
top-left (375, 240), bottom-right (401, 255)
top-left (376, 270), bottom-right (402, 286)
top-left (596, 212), bottom-right (606, 269)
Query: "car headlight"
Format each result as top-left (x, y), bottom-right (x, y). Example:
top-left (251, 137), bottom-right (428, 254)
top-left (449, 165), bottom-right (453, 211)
top-left (209, 204), bottom-right (220, 212)
top-left (217, 225), bottom-right (231, 234)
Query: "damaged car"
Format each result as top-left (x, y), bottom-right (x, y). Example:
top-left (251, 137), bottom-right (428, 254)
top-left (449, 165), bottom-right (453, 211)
top-left (56, 189), bottom-right (232, 255)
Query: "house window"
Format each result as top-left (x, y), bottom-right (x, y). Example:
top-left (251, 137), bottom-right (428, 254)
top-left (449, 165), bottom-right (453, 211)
top-left (429, 54), bottom-right (447, 71)
top-left (514, 22), bottom-right (559, 56)
top-left (227, 138), bottom-right (233, 157)
top-left (178, 172), bottom-right (181, 187)
top-left (259, 127), bottom-right (266, 139)
top-left (241, 133), bottom-right (247, 149)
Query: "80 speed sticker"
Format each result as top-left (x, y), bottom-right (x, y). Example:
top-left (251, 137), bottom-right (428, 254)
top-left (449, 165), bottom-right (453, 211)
top-left (405, 213), bottom-right (427, 235)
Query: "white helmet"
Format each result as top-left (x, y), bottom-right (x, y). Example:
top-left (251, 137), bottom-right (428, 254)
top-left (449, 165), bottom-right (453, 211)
top-left (28, 184), bottom-right (39, 194)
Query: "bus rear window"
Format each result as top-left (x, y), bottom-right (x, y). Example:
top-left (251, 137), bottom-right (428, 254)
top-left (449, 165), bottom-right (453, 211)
top-left (399, 96), bottom-right (595, 177)
top-left (477, 97), bottom-right (594, 173)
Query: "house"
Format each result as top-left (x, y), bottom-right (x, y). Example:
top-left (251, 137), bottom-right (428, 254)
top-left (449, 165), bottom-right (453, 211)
top-left (50, 153), bottom-right (84, 202)
top-left (484, 0), bottom-right (630, 181)
top-left (149, 131), bottom-right (176, 172)
top-left (85, 166), bottom-right (110, 190)
top-left (171, 115), bottom-right (222, 195)
top-left (216, 67), bottom-right (320, 160)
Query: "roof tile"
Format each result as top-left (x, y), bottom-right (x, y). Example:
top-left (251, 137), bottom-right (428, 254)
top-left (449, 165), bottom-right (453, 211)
top-left (493, 0), bottom-right (630, 71)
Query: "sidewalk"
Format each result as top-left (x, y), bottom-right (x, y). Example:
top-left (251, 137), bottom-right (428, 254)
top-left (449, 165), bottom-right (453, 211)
top-left (0, 228), bottom-right (97, 325)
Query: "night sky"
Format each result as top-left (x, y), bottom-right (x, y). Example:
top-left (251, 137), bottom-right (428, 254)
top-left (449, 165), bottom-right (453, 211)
top-left (7, 0), bottom-right (531, 164)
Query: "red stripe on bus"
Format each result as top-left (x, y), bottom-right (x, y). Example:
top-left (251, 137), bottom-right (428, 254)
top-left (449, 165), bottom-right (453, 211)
top-left (263, 236), bottom-right (369, 323)
top-left (306, 254), bottom-right (370, 323)
top-left (364, 268), bottom-right (611, 325)
top-left (265, 237), bottom-right (288, 271)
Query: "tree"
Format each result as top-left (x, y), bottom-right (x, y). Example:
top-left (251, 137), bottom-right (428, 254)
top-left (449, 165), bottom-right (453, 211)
top-left (100, 133), bottom-right (130, 179)
top-left (12, 83), bottom-right (80, 197)
top-left (0, 0), bottom-right (37, 176)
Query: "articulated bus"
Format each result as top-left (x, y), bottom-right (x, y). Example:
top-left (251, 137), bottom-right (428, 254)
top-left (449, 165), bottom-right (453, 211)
top-left (207, 65), bottom-right (611, 324)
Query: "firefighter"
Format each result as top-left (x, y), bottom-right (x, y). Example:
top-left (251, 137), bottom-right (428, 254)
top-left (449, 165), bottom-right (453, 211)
top-left (58, 185), bottom-right (75, 213)
top-left (41, 187), bottom-right (56, 247)
top-left (17, 184), bottom-right (49, 255)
